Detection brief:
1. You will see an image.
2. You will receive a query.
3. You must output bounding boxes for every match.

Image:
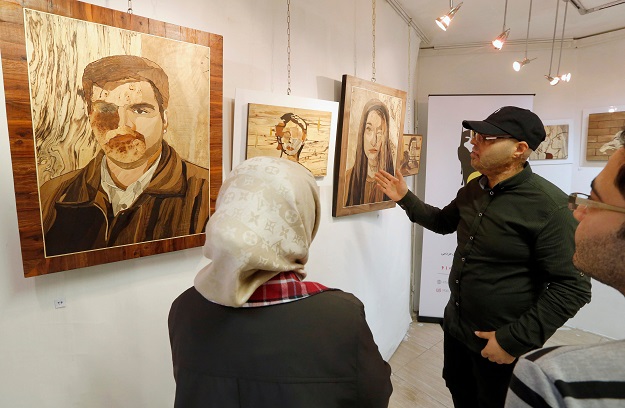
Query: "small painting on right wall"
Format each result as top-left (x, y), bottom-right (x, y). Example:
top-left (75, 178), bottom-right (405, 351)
top-left (529, 124), bottom-right (569, 161)
top-left (586, 111), bottom-right (625, 161)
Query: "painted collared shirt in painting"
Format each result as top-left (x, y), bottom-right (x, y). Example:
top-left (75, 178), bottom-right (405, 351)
top-left (100, 152), bottom-right (161, 216)
top-left (397, 163), bottom-right (591, 357)
top-left (40, 141), bottom-right (209, 257)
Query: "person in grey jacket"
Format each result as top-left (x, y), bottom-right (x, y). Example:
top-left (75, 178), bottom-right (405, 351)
top-left (506, 143), bottom-right (625, 408)
top-left (169, 156), bottom-right (392, 408)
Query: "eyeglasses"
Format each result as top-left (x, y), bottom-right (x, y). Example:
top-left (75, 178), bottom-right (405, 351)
top-left (469, 130), bottom-right (510, 144)
top-left (568, 192), bottom-right (625, 214)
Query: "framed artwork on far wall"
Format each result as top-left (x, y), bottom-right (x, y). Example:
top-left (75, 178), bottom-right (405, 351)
top-left (585, 110), bottom-right (625, 162)
top-left (528, 119), bottom-right (573, 165)
top-left (399, 134), bottom-right (423, 176)
top-left (0, 0), bottom-right (223, 277)
top-left (333, 75), bottom-right (406, 217)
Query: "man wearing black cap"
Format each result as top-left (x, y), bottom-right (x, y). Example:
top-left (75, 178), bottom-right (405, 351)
top-left (375, 106), bottom-right (591, 408)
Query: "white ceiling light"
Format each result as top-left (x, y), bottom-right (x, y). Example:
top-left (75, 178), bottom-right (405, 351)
top-left (492, 0), bottom-right (510, 50)
top-left (435, 1), bottom-right (463, 31)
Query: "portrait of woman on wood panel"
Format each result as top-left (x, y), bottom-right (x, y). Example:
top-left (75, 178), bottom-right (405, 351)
top-left (332, 75), bottom-right (405, 217)
top-left (344, 99), bottom-right (394, 206)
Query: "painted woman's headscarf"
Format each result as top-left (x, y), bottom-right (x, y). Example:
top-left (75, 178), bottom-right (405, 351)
top-left (194, 156), bottom-right (321, 307)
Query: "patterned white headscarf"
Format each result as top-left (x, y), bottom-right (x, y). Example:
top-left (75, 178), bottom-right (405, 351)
top-left (194, 156), bottom-right (321, 307)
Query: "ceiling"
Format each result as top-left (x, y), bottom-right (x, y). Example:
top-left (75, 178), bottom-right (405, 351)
top-left (394, 0), bottom-right (625, 49)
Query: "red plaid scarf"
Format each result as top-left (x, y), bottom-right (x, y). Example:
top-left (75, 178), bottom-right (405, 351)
top-left (243, 271), bottom-right (328, 307)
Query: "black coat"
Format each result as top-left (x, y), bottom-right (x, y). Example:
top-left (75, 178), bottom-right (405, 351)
top-left (168, 288), bottom-right (392, 408)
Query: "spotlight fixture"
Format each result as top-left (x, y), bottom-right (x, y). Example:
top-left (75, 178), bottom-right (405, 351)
top-left (546, 0), bottom-right (572, 86)
top-left (513, 57), bottom-right (536, 72)
top-left (513, 0), bottom-right (536, 71)
top-left (435, 1), bottom-right (463, 31)
top-left (492, 0), bottom-right (510, 50)
top-left (492, 29), bottom-right (510, 50)
top-left (546, 75), bottom-right (560, 86)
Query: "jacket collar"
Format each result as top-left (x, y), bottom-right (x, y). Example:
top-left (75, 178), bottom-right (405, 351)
top-left (56, 140), bottom-right (187, 205)
top-left (479, 162), bottom-right (533, 191)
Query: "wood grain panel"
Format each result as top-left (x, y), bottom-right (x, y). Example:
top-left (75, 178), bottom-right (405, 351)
top-left (209, 33), bottom-right (223, 212)
top-left (0, 0), bottom-right (223, 277)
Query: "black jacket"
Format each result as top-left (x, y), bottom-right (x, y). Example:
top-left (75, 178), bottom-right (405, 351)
top-left (398, 163), bottom-right (591, 357)
top-left (168, 288), bottom-right (392, 408)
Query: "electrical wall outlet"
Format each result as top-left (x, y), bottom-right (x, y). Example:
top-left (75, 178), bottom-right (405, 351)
top-left (54, 298), bottom-right (66, 309)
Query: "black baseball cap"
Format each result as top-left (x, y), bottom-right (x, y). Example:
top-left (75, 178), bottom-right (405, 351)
top-left (462, 106), bottom-right (546, 150)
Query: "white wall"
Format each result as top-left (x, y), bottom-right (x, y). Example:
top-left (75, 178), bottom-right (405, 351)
top-left (416, 33), bottom-right (625, 340)
top-left (0, 0), bottom-right (418, 406)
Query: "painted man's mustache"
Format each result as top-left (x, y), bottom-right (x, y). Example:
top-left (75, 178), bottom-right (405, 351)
top-left (105, 129), bottom-right (146, 144)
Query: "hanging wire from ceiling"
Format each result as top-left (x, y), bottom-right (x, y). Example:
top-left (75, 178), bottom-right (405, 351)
top-left (554, 0), bottom-right (571, 83)
top-left (407, 19), bottom-right (412, 132)
top-left (546, 0), bottom-right (561, 85)
top-left (371, 0), bottom-right (377, 83)
top-left (127, 0), bottom-right (133, 14)
top-left (513, 0), bottom-right (536, 71)
top-left (286, 0), bottom-right (291, 95)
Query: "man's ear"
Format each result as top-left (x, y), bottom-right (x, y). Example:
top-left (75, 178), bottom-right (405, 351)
top-left (514, 141), bottom-right (530, 158)
top-left (163, 110), bottom-right (169, 133)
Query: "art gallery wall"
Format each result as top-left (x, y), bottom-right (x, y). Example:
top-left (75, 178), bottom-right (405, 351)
top-left (416, 33), bottom-right (625, 340)
top-left (0, 0), bottom-right (418, 407)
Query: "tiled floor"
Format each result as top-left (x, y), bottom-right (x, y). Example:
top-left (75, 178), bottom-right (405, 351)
top-left (387, 321), bottom-right (612, 408)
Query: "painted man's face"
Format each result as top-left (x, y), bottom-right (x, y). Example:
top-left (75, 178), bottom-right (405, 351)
top-left (278, 121), bottom-right (305, 157)
top-left (90, 80), bottom-right (167, 168)
top-left (363, 110), bottom-right (385, 162)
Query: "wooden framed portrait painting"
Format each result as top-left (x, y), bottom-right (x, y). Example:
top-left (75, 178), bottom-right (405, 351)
top-left (232, 88), bottom-right (339, 187)
top-left (399, 134), bottom-right (423, 176)
top-left (0, 0), bottom-right (223, 276)
top-left (333, 75), bottom-right (406, 217)
top-left (246, 103), bottom-right (333, 177)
